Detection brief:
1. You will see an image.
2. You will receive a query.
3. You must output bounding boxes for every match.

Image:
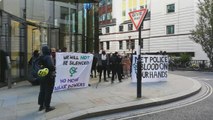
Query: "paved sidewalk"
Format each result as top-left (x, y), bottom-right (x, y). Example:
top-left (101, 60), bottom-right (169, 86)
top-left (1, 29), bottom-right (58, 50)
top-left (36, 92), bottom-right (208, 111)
top-left (0, 73), bottom-right (201, 120)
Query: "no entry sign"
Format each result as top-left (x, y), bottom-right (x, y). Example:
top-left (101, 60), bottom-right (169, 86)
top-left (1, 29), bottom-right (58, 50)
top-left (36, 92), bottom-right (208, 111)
top-left (129, 9), bottom-right (148, 30)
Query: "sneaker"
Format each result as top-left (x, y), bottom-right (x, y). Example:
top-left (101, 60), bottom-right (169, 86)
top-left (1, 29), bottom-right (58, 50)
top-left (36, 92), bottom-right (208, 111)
top-left (45, 106), bottom-right (55, 112)
top-left (38, 106), bottom-right (44, 111)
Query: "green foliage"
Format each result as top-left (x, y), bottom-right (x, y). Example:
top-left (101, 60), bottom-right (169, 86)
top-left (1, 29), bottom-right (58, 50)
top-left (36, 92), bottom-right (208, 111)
top-left (179, 53), bottom-right (192, 65)
top-left (190, 0), bottom-right (213, 67)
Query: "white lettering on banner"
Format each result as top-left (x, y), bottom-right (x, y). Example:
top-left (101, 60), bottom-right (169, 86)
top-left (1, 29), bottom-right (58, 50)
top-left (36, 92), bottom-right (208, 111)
top-left (54, 53), bottom-right (93, 92)
top-left (131, 55), bottom-right (169, 83)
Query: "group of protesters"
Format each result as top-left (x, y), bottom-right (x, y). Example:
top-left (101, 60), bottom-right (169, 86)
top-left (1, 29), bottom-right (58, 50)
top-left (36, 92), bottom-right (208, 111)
top-left (91, 50), bottom-right (131, 84)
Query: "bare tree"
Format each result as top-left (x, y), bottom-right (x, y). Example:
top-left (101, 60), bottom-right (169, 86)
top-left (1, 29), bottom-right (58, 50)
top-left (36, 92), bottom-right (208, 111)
top-left (190, 0), bottom-right (213, 68)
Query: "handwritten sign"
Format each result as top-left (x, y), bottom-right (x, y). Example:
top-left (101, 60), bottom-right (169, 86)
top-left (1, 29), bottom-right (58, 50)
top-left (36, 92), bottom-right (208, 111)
top-left (131, 55), bottom-right (169, 83)
top-left (54, 52), bottom-right (93, 92)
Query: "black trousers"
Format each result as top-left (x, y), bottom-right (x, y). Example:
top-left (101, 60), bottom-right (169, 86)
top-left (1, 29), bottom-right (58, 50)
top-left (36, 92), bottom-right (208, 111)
top-left (38, 76), bottom-right (55, 108)
top-left (111, 64), bottom-right (122, 82)
top-left (99, 65), bottom-right (107, 81)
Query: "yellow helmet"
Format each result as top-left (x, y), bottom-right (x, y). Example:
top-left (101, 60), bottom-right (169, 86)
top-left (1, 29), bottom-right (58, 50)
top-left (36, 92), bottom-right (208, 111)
top-left (37, 68), bottom-right (49, 77)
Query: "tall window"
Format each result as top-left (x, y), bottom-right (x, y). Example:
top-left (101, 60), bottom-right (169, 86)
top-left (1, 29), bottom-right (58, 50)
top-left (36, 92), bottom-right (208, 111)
top-left (167, 4), bottom-right (175, 13)
top-left (106, 41), bottom-right (110, 50)
top-left (100, 42), bottom-right (103, 50)
top-left (119, 41), bottom-right (123, 50)
top-left (166, 25), bottom-right (175, 34)
top-left (126, 40), bottom-right (130, 49)
top-left (128, 24), bottom-right (133, 31)
top-left (106, 27), bottom-right (109, 33)
top-left (119, 25), bottom-right (123, 32)
top-left (60, 6), bottom-right (69, 20)
top-left (131, 40), bottom-right (135, 50)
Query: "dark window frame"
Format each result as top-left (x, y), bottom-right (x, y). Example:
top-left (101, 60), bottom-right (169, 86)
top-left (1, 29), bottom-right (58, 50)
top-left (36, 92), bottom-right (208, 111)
top-left (106, 27), bottom-right (109, 33)
top-left (167, 4), bottom-right (175, 13)
top-left (119, 41), bottom-right (123, 50)
top-left (166, 25), bottom-right (175, 34)
top-left (60, 6), bottom-right (69, 20)
top-left (119, 25), bottom-right (123, 32)
top-left (106, 41), bottom-right (110, 50)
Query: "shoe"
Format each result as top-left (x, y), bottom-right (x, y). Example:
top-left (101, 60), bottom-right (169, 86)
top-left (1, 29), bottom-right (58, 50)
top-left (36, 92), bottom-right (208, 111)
top-left (45, 106), bottom-right (55, 112)
top-left (38, 106), bottom-right (44, 111)
top-left (104, 80), bottom-right (109, 82)
top-left (119, 80), bottom-right (122, 82)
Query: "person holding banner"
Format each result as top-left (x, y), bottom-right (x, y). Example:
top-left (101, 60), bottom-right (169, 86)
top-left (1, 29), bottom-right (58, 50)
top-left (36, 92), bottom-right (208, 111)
top-left (38, 46), bottom-right (56, 112)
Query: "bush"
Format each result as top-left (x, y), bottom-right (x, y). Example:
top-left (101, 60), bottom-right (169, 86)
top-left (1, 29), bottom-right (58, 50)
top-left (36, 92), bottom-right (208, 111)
top-left (179, 53), bottom-right (192, 65)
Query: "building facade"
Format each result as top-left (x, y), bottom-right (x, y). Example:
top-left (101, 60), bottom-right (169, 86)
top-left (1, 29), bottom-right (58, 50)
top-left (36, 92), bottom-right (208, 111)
top-left (0, 0), bottom-right (98, 81)
top-left (99, 0), bottom-right (208, 61)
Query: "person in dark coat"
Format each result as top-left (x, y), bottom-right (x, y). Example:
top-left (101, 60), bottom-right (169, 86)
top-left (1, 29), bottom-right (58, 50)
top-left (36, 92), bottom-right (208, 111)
top-left (110, 52), bottom-right (122, 83)
top-left (91, 53), bottom-right (98, 78)
top-left (0, 49), bottom-right (7, 83)
top-left (97, 50), bottom-right (109, 82)
top-left (28, 50), bottom-right (40, 85)
top-left (38, 46), bottom-right (56, 112)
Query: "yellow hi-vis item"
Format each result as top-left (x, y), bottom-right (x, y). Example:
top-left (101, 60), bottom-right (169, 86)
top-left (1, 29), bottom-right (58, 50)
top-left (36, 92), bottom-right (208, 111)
top-left (37, 68), bottom-right (49, 77)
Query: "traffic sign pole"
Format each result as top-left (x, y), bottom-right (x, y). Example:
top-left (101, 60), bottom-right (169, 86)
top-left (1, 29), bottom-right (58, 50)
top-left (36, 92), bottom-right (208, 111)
top-left (137, 25), bottom-right (142, 98)
top-left (128, 8), bottom-right (147, 98)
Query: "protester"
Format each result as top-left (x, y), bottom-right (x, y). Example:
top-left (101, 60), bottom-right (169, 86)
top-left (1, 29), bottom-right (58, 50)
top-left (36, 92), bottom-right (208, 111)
top-left (97, 50), bottom-right (109, 82)
top-left (110, 52), bottom-right (122, 83)
top-left (51, 48), bottom-right (56, 65)
top-left (38, 46), bottom-right (56, 112)
top-left (61, 47), bottom-right (67, 52)
top-left (91, 53), bottom-right (98, 78)
top-left (122, 55), bottom-right (131, 78)
top-left (28, 50), bottom-right (40, 85)
top-left (107, 53), bottom-right (112, 78)
top-left (0, 49), bottom-right (7, 83)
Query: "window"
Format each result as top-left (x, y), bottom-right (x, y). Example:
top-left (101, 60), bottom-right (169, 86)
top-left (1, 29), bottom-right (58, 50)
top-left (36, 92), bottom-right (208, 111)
top-left (106, 27), bottom-right (109, 33)
top-left (131, 40), bottom-right (135, 50)
top-left (100, 42), bottom-right (103, 50)
top-left (119, 25), bottom-right (123, 32)
top-left (166, 25), bottom-right (175, 34)
top-left (128, 24), bottom-right (133, 31)
top-left (60, 6), bottom-right (69, 20)
top-left (106, 41), bottom-right (110, 50)
top-left (167, 4), bottom-right (175, 13)
top-left (107, 13), bottom-right (112, 20)
top-left (126, 40), bottom-right (130, 49)
top-left (119, 41), bottom-right (123, 50)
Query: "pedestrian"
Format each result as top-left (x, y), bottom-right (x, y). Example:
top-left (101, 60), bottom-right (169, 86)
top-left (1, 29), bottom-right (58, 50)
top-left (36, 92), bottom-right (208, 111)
top-left (110, 52), bottom-right (122, 83)
top-left (97, 50), bottom-right (109, 82)
top-left (51, 48), bottom-right (56, 65)
top-left (28, 50), bottom-right (40, 85)
top-left (61, 47), bottom-right (67, 52)
top-left (122, 55), bottom-right (131, 78)
top-left (0, 49), bottom-right (7, 83)
top-left (91, 53), bottom-right (98, 78)
top-left (38, 46), bottom-right (56, 112)
top-left (107, 53), bottom-right (112, 78)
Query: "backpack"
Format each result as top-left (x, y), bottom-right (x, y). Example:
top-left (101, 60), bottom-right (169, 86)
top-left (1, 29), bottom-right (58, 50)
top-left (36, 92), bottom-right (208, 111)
top-left (31, 56), bottom-right (45, 78)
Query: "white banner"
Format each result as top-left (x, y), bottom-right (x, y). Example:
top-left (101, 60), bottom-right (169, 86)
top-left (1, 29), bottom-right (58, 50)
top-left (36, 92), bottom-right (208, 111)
top-left (132, 55), bottom-right (168, 83)
top-left (54, 52), bottom-right (93, 92)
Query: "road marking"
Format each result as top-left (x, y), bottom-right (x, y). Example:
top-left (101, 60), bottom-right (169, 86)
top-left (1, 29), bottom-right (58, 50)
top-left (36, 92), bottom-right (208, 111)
top-left (118, 81), bottom-right (212, 120)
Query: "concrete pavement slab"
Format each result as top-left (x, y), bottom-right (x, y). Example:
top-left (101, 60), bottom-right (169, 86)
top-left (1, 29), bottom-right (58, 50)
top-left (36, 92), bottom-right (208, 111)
top-left (0, 73), bottom-right (201, 120)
